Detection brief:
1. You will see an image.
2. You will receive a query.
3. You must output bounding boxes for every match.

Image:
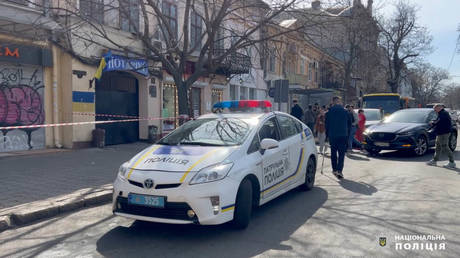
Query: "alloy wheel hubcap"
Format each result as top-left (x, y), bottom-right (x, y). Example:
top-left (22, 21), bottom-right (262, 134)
top-left (415, 138), bottom-right (427, 155)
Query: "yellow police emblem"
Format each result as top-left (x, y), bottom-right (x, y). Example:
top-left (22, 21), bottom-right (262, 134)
top-left (379, 237), bottom-right (387, 247)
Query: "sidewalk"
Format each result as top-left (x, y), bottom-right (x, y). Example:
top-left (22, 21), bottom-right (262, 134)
top-left (0, 142), bottom-right (150, 231)
top-left (0, 142), bottom-right (149, 209)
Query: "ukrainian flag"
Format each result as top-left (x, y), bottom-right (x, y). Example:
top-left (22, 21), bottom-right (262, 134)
top-left (94, 51), bottom-right (112, 80)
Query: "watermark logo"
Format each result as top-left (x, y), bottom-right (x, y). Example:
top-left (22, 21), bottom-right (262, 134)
top-left (394, 234), bottom-right (446, 251)
top-left (379, 237), bottom-right (387, 247)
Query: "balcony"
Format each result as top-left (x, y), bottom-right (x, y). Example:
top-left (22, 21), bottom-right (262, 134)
top-left (286, 73), bottom-right (309, 87)
top-left (213, 49), bottom-right (251, 76)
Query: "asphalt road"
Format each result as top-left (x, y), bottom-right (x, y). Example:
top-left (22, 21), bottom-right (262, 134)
top-left (1, 145), bottom-right (459, 257)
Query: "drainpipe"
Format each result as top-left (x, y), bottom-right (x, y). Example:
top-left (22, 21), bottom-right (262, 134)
top-left (52, 45), bottom-right (62, 148)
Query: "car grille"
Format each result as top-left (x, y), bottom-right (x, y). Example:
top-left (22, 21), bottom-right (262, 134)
top-left (128, 180), bottom-right (181, 189)
top-left (370, 132), bottom-right (396, 141)
top-left (115, 196), bottom-right (195, 221)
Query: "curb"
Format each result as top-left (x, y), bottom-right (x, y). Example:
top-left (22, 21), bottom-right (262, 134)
top-left (0, 184), bottom-right (113, 233)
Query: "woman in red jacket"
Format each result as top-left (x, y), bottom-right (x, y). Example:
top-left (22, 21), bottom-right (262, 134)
top-left (355, 109), bottom-right (366, 143)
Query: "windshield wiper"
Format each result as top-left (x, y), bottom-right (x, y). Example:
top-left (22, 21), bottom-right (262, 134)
top-left (157, 142), bottom-right (178, 146)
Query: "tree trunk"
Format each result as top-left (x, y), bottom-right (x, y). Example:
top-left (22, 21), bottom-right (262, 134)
top-left (344, 66), bottom-right (353, 104)
top-left (388, 80), bottom-right (398, 93)
top-left (176, 80), bottom-right (189, 125)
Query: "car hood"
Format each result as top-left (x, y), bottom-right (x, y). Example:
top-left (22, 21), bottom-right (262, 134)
top-left (365, 120), bottom-right (381, 128)
top-left (367, 122), bottom-right (426, 134)
top-left (126, 145), bottom-right (237, 172)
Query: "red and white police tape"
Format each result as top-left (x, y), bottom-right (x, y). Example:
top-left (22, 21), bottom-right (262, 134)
top-left (0, 114), bottom-right (187, 130)
top-left (72, 112), bottom-right (140, 119)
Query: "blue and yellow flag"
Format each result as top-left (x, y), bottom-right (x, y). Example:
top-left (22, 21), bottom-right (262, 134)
top-left (94, 51), bottom-right (112, 80)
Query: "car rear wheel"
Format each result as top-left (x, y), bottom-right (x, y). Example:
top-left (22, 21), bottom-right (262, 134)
top-left (300, 157), bottom-right (316, 191)
top-left (449, 133), bottom-right (457, 152)
top-left (232, 179), bottom-right (253, 229)
top-left (414, 136), bottom-right (428, 156)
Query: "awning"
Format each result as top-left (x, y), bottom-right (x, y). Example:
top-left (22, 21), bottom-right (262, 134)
top-left (289, 88), bottom-right (339, 95)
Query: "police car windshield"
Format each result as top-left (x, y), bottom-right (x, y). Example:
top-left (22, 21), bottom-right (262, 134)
top-left (158, 118), bottom-right (251, 146)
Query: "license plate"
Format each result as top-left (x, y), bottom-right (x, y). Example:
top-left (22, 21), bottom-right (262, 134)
top-left (128, 193), bottom-right (165, 208)
top-left (375, 142), bottom-right (389, 147)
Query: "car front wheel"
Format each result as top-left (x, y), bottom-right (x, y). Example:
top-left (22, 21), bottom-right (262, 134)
top-left (414, 136), bottom-right (428, 156)
top-left (449, 133), bottom-right (457, 152)
top-left (232, 179), bottom-right (253, 229)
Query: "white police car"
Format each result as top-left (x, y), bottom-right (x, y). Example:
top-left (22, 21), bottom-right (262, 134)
top-left (113, 100), bottom-right (317, 228)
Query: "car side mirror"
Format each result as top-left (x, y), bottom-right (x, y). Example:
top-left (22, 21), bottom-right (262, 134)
top-left (260, 138), bottom-right (279, 150)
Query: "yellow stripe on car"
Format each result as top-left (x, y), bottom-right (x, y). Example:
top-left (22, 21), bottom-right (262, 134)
top-left (222, 206), bottom-right (235, 212)
top-left (180, 149), bottom-right (220, 183)
top-left (126, 145), bottom-right (161, 179)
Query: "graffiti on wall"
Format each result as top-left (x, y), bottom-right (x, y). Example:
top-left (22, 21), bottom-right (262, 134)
top-left (0, 63), bottom-right (45, 152)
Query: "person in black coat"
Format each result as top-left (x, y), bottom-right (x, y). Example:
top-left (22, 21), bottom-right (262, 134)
top-left (290, 99), bottom-right (303, 120)
top-left (325, 96), bottom-right (351, 178)
top-left (427, 104), bottom-right (456, 168)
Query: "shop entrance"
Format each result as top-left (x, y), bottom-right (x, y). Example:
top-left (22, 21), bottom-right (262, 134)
top-left (96, 71), bottom-right (139, 145)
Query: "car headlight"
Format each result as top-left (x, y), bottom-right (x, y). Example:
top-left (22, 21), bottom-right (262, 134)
top-left (364, 129), bottom-right (370, 135)
top-left (190, 162), bottom-right (233, 185)
top-left (118, 162), bottom-right (129, 179)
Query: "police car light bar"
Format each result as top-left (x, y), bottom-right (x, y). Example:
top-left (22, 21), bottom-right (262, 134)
top-left (212, 100), bottom-right (272, 112)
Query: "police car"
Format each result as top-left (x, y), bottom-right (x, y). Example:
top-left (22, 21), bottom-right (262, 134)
top-left (113, 100), bottom-right (317, 228)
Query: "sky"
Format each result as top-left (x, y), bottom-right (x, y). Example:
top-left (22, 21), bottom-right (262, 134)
top-left (376, 0), bottom-right (460, 84)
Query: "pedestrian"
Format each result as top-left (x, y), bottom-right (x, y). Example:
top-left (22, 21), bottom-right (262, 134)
top-left (325, 96), bottom-right (351, 179)
top-left (355, 109), bottom-right (366, 143)
top-left (346, 104), bottom-right (360, 152)
top-left (304, 105), bottom-right (315, 131)
top-left (426, 104), bottom-right (456, 169)
top-left (290, 99), bottom-right (303, 121)
top-left (313, 103), bottom-right (320, 136)
top-left (315, 106), bottom-right (327, 154)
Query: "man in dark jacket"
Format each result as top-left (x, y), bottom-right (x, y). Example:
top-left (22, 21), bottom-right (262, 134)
top-left (290, 99), bottom-right (303, 120)
top-left (325, 96), bottom-right (351, 179)
top-left (427, 104), bottom-right (456, 168)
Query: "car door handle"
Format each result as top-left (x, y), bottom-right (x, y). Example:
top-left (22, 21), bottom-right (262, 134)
top-left (256, 162), bottom-right (262, 166)
top-left (283, 150), bottom-right (289, 155)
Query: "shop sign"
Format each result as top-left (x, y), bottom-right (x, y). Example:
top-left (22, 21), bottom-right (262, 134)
top-left (0, 42), bottom-right (52, 67)
top-left (104, 55), bottom-right (149, 76)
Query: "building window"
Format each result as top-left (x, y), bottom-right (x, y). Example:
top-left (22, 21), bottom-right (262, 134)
top-left (80, 0), bottom-right (104, 24)
top-left (162, 1), bottom-right (178, 41)
top-left (315, 61), bottom-right (319, 83)
top-left (269, 52), bottom-right (276, 73)
top-left (212, 89), bottom-right (223, 105)
top-left (230, 84), bottom-right (237, 100)
top-left (300, 58), bottom-right (305, 75)
top-left (249, 88), bottom-right (255, 99)
top-left (308, 62), bottom-right (313, 81)
top-left (190, 11), bottom-right (202, 50)
top-left (120, 0), bottom-right (139, 32)
top-left (214, 27), bottom-right (225, 52)
top-left (240, 86), bottom-right (248, 100)
top-left (162, 83), bottom-right (178, 131)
